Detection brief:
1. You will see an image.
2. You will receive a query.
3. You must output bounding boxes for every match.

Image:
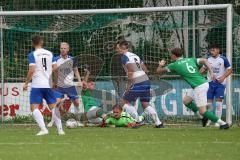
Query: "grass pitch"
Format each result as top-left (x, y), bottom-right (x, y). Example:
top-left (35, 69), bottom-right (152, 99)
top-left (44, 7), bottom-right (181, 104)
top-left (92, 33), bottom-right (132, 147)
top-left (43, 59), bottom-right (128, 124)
top-left (0, 125), bottom-right (239, 160)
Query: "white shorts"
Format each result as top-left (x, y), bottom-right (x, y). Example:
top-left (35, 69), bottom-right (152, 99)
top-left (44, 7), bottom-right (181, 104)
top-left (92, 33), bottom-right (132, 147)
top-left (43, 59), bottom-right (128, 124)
top-left (186, 82), bottom-right (209, 107)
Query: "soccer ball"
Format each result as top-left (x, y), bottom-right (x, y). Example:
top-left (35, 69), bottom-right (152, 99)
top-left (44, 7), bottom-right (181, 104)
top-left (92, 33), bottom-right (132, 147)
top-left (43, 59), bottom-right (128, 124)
top-left (66, 119), bottom-right (78, 129)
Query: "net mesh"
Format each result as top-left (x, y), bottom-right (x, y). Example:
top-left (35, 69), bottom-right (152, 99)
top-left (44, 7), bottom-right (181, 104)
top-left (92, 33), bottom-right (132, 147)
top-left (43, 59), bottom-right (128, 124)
top-left (0, 0), bottom-right (239, 124)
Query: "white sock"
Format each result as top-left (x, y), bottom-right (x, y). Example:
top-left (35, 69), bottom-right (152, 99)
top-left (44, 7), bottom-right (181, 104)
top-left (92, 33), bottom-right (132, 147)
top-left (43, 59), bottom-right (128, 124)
top-left (123, 104), bottom-right (139, 122)
top-left (197, 111), bottom-right (203, 119)
top-left (207, 103), bottom-right (213, 112)
top-left (50, 108), bottom-right (55, 123)
top-left (32, 109), bottom-right (46, 130)
top-left (144, 106), bottom-right (161, 126)
top-left (217, 119), bottom-right (226, 125)
top-left (52, 107), bottom-right (63, 131)
top-left (74, 106), bottom-right (81, 121)
top-left (215, 101), bottom-right (223, 119)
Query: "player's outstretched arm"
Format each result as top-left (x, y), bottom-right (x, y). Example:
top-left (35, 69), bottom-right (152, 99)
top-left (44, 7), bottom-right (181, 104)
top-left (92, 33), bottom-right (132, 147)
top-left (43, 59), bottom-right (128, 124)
top-left (23, 65), bottom-right (35, 91)
top-left (156, 60), bottom-right (168, 74)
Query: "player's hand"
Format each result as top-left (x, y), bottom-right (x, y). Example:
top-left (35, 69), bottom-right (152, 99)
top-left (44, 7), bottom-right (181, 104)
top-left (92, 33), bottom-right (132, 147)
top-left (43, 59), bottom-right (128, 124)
top-left (127, 122), bottom-right (137, 128)
top-left (52, 82), bottom-right (58, 89)
top-left (82, 81), bottom-right (88, 89)
top-left (159, 60), bottom-right (166, 67)
top-left (84, 69), bottom-right (90, 74)
top-left (210, 74), bottom-right (217, 81)
top-left (217, 76), bottom-right (225, 83)
top-left (23, 83), bottom-right (28, 91)
top-left (100, 119), bottom-right (107, 127)
top-left (76, 81), bottom-right (83, 87)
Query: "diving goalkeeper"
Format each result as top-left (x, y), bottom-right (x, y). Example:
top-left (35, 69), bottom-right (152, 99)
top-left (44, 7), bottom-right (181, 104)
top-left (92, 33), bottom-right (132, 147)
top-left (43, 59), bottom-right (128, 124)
top-left (102, 104), bottom-right (143, 128)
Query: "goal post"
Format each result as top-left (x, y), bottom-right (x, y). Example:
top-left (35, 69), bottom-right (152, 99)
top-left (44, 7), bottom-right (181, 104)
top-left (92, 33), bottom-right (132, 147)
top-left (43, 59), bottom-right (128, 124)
top-left (0, 4), bottom-right (233, 124)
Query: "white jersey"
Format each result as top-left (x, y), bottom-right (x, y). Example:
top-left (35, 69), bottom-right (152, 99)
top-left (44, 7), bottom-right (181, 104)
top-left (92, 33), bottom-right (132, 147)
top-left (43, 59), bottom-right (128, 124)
top-left (121, 52), bottom-right (149, 84)
top-left (207, 55), bottom-right (231, 85)
top-left (28, 48), bottom-right (55, 88)
top-left (55, 55), bottom-right (76, 88)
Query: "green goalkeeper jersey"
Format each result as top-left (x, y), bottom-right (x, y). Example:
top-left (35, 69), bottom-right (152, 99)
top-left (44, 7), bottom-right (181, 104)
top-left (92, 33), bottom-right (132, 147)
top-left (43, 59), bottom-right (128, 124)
top-left (106, 112), bottom-right (135, 127)
top-left (166, 58), bottom-right (207, 88)
top-left (82, 90), bottom-right (98, 112)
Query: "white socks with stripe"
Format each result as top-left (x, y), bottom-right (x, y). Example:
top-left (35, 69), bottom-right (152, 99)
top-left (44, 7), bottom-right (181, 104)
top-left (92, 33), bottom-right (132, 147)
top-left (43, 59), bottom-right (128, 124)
top-left (52, 107), bottom-right (63, 132)
top-left (215, 101), bottom-right (223, 119)
top-left (144, 106), bottom-right (161, 126)
top-left (32, 109), bottom-right (47, 131)
top-left (123, 104), bottom-right (139, 122)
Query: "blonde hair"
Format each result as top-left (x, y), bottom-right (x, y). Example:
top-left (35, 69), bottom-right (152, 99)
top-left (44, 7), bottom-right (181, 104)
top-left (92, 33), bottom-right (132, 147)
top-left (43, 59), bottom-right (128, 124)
top-left (60, 42), bottom-right (70, 48)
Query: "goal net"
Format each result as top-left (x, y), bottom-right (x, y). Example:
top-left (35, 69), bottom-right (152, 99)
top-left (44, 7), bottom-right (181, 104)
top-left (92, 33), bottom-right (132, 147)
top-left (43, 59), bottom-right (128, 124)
top-left (0, 4), bottom-right (236, 125)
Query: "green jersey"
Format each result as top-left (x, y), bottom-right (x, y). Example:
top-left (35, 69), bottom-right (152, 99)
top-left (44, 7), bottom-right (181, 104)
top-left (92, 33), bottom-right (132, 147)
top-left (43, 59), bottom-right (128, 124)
top-left (166, 58), bottom-right (207, 88)
top-left (82, 90), bottom-right (98, 112)
top-left (106, 112), bottom-right (135, 127)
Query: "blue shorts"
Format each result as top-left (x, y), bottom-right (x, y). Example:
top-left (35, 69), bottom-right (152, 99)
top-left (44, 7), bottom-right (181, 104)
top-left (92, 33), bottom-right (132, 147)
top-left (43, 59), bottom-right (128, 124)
top-left (30, 88), bottom-right (56, 104)
top-left (55, 86), bottom-right (79, 101)
top-left (207, 81), bottom-right (225, 100)
top-left (123, 80), bottom-right (151, 102)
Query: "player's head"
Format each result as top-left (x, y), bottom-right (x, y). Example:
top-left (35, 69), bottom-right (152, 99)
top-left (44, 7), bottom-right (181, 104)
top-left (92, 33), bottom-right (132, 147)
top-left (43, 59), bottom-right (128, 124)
top-left (32, 35), bottom-right (43, 48)
top-left (87, 78), bottom-right (95, 90)
top-left (60, 42), bottom-right (70, 57)
top-left (209, 44), bottom-right (221, 57)
top-left (116, 40), bottom-right (130, 55)
top-left (170, 48), bottom-right (184, 61)
top-left (113, 104), bottom-right (123, 119)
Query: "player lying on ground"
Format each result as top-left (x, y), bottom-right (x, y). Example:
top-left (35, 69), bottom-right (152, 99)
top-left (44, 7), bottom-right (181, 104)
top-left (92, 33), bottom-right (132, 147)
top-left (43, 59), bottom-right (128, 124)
top-left (80, 69), bottom-right (106, 125)
top-left (156, 48), bottom-right (229, 129)
top-left (200, 44), bottom-right (232, 127)
top-left (47, 42), bottom-right (83, 127)
top-left (101, 104), bottom-right (144, 128)
top-left (116, 40), bottom-right (163, 128)
top-left (23, 35), bottom-right (64, 136)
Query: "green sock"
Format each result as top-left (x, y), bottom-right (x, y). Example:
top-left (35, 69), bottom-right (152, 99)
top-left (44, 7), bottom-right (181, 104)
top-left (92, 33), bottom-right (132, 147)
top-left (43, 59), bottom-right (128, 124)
top-left (186, 102), bottom-right (199, 113)
top-left (203, 111), bottom-right (218, 123)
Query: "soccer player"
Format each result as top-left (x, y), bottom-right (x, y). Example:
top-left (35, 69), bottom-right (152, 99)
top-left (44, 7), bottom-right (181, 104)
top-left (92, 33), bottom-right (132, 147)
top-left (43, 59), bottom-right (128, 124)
top-left (47, 42), bottom-right (83, 127)
top-left (102, 104), bottom-right (138, 127)
top-left (81, 69), bottom-right (104, 125)
top-left (201, 44), bottom-right (232, 127)
top-left (116, 40), bottom-right (163, 128)
top-left (23, 35), bottom-right (64, 136)
top-left (156, 48), bottom-right (229, 129)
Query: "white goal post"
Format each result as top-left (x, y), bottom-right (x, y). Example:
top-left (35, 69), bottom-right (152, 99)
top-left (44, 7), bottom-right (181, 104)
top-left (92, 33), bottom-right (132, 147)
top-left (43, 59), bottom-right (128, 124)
top-left (0, 4), bottom-right (233, 124)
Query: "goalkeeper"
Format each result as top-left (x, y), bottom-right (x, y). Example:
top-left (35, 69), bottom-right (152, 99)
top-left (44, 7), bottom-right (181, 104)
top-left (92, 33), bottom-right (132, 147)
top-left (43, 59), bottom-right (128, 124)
top-left (102, 104), bottom-right (143, 128)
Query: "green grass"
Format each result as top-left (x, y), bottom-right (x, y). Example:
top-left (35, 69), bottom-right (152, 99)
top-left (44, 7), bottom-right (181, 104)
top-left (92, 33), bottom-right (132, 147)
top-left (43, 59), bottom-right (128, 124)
top-left (0, 126), bottom-right (240, 160)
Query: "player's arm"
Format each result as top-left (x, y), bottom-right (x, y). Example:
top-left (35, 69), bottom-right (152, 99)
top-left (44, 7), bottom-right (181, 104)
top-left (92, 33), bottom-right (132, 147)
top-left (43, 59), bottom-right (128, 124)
top-left (52, 63), bottom-right (58, 88)
top-left (199, 66), bottom-right (207, 74)
top-left (140, 61), bottom-right (149, 73)
top-left (220, 68), bottom-right (232, 83)
top-left (125, 63), bottom-right (135, 91)
top-left (197, 58), bottom-right (215, 80)
top-left (218, 57), bottom-right (233, 83)
top-left (23, 53), bottom-right (35, 91)
top-left (156, 60), bottom-right (169, 74)
top-left (23, 65), bottom-right (35, 91)
top-left (73, 58), bottom-right (82, 87)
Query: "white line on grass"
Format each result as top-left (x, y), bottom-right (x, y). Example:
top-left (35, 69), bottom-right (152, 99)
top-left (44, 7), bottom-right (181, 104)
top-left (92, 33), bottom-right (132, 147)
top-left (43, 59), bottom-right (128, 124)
top-left (0, 141), bottom-right (239, 146)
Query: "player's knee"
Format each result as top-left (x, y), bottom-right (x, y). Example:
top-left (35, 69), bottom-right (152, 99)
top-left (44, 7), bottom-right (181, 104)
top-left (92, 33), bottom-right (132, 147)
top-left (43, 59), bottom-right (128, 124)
top-left (183, 96), bottom-right (192, 105)
top-left (73, 100), bottom-right (80, 107)
top-left (198, 107), bottom-right (206, 115)
top-left (30, 105), bottom-right (38, 112)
